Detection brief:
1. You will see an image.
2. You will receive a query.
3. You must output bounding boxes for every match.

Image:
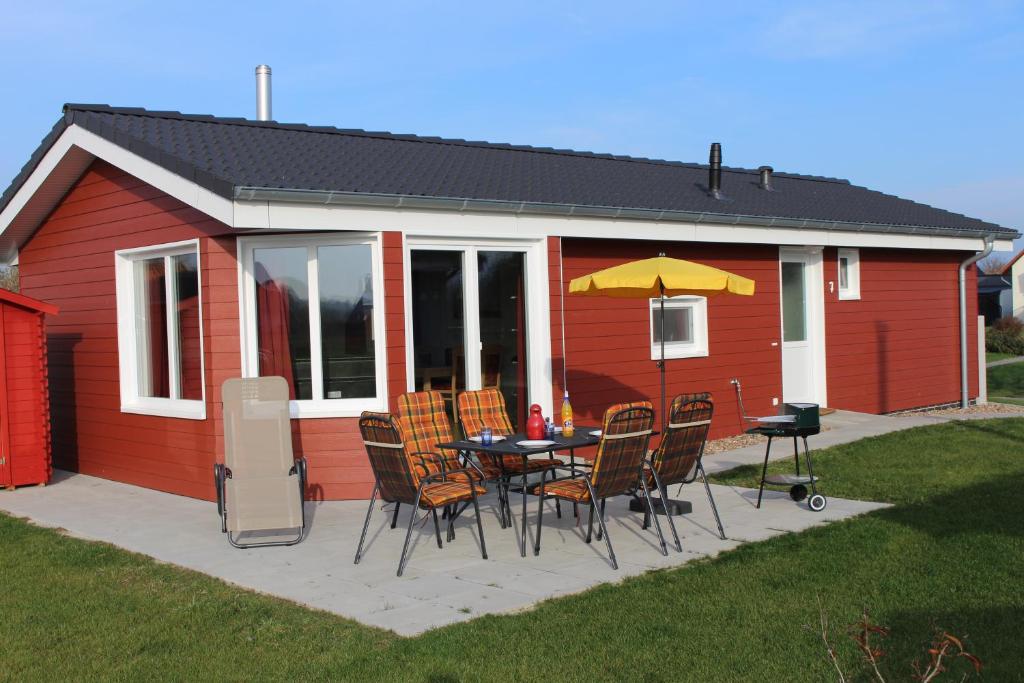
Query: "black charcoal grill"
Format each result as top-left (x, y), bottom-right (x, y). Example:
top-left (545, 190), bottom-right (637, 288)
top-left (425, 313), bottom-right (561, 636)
top-left (732, 379), bottom-right (826, 511)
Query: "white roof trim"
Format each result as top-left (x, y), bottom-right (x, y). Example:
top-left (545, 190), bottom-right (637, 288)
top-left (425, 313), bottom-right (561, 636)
top-left (234, 199), bottom-right (1013, 252)
top-left (0, 124), bottom-right (234, 262)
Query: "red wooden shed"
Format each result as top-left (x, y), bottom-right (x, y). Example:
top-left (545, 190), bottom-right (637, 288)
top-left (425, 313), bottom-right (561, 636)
top-left (0, 288), bottom-right (58, 490)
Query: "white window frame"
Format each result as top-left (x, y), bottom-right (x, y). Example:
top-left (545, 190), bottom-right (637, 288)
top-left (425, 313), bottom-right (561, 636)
top-left (649, 296), bottom-right (709, 360)
top-left (837, 248), bottom-right (861, 300)
top-left (237, 233), bottom-right (388, 419)
top-left (114, 239), bottom-right (206, 420)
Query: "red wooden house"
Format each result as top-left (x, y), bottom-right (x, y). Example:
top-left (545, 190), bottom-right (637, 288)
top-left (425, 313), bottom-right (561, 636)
top-left (0, 288), bottom-right (58, 489)
top-left (0, 103), bottom-right (1017, 501)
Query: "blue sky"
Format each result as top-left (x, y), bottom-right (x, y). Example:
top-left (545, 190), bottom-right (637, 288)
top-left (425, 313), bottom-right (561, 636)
top-left (1, 1), bottom-right (1021, 247)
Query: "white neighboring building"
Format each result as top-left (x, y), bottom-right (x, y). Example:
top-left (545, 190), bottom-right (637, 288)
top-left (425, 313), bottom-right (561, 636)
top-left (1006, 251), bottom-right (1024, 319)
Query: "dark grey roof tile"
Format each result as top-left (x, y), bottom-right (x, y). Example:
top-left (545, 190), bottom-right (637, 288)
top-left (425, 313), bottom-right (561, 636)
top-left (0, 104), bottom-right (1017, 238)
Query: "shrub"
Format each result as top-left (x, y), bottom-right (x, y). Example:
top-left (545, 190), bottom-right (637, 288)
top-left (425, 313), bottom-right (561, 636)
top-left (992, 315), bottom-right (1024, 335)
top-left (986, 326), bottom-right (1024, 355)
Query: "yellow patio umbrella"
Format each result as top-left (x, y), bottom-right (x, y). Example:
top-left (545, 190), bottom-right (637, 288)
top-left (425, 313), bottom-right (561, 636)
top-left (568, 254), bottom-right (755, 428)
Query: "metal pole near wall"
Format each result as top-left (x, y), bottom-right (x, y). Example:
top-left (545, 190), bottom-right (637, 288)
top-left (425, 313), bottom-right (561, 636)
top-left (660, 282), bottom-right (667, 433)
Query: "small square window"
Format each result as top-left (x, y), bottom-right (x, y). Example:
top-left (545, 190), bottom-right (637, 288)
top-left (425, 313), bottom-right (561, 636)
top-left (115, 241), bottom-right (206, 419)
top-left (837, 248), bottom-right (860, 300)
top-left (650, 296), bottom-right (708, 359)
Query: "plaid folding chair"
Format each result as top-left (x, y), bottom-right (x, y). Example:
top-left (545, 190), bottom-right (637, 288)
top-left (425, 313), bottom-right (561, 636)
top-left (532, 401), bottom-right (664, 569)
top-left (644, 393), bottom-right (726, 552)
top-left (457, 389), bottom-right (564, 524)
top-left (354, 412), bottom-right (488, 576)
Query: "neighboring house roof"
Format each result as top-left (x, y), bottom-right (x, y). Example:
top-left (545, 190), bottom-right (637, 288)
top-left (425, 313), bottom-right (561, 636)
top-left (999, 249), bottom-right (1024, 274)
top-left (0, 103), bottom-right (1019, 241)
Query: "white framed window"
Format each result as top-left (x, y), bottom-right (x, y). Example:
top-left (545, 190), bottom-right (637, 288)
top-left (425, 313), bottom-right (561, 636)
top-left (114, 240), bottom-right (206, 420)
top-left (837, 248), bottom-right (861, 300)
top-left (238, 233), bottom-right (387, 418)
top-left (650, 296), bottom-right (709, 360)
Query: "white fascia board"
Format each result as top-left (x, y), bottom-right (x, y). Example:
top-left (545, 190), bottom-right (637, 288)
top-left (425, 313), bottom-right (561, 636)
top-left (234, 199), bottom-right (1004, 252)
top-left (0, 125), bottom-right (234, 249)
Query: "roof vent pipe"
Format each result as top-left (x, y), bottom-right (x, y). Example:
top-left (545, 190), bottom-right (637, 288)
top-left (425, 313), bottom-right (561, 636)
top-left (959, 234), bottom-right (994, 408)
top-left (709, 142), bottom-right (722, 198)
top-left (758, 165), bottom-right (774, 191)
top-left (255, 65), bottom-right (272, 121)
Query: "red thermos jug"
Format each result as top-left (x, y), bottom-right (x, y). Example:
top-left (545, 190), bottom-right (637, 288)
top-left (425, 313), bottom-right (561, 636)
top-left (526, 404), bottom-right (545, 440)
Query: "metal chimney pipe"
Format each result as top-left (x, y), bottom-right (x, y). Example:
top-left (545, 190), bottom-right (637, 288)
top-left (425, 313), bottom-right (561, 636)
top-left (709, 142), bottom-right (722, 198)
top-left (255, 65), bottom-right (272, 121)
top-left (758, 165), bottom-right (774, 191)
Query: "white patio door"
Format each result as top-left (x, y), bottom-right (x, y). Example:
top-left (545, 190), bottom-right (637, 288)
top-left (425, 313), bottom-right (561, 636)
top-left (779, 247), bottom-right (827, 405)
top-left (404, 239), bottom-right (549, 430)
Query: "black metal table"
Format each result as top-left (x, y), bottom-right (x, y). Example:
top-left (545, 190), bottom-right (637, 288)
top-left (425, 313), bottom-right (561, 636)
top-left (438, 428), bottom-right (601, 557)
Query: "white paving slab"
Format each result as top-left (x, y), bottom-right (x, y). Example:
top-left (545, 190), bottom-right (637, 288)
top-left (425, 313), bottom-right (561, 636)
top-left (0, 469), bottom-right (886, 636)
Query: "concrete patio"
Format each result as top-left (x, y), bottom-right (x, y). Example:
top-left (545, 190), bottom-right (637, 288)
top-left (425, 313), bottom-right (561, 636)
top-left (1, 467), bottom-right (885, 636)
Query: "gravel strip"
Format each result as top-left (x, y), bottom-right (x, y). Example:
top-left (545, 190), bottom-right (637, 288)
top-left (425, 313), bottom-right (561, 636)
top-left (895, 402), bottom-right (1024, 418)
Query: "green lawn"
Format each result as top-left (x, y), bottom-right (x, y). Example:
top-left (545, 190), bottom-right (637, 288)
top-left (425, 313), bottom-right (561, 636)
top-left (986, 351), bottom-right (1017, 364)
top-left (988, 361), bottom-right (1024, 406)
top-left (3, 420), bottom-right (1023, 681)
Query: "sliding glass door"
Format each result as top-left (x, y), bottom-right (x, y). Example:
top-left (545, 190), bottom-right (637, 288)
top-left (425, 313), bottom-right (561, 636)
top-left (409, 246), bottom-right (530, 429)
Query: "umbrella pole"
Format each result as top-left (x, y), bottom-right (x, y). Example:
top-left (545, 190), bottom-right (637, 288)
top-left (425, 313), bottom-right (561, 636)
top-left (660, 283), bottom-right (666, 433)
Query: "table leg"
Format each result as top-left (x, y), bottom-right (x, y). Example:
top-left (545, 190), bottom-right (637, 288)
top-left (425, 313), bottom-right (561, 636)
top-left (520, 462), bottom-right (528, 557)
top-left (520, 462), bottom-right (529, 557)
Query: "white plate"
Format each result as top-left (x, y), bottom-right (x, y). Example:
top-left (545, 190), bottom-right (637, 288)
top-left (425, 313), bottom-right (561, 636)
top-left (589, 430), bottom-right (602, 437)
top-left (468, 435), bottom-right (506, 442)
top-left (516, 439), bottom-right (556, 448)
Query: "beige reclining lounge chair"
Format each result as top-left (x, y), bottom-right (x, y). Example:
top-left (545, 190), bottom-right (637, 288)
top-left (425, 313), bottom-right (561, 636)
top-left (215, 377), bottom-right (307, 548)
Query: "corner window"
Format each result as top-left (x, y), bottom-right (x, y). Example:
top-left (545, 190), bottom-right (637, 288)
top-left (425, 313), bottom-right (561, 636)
top-left (650, 296), bottom-right (708, 359)
top-left (240, 235), bottom-right (386, 418)
top-left (115, 240), bottom-right (205, 419)
top-left (837, 248), bottom-right (861, 300)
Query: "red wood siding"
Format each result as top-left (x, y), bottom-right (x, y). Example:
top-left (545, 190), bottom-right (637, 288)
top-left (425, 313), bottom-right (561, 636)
top-left (824, 248), bottom-right (979, 413)
top-left (553, 238), bottom-right (783, 440)
top-left (19, 160), bottom-right (229, 499)
top-left (0, 304), bottom-right (52, 487)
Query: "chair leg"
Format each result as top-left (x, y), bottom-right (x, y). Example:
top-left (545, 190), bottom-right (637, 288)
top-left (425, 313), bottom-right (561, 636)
top-left (432, 509), bottom-right (443, 548)
top-left (639, 476), bottom-right (668, 556)
top-left (596, 499), bottom-right (607, 541)
top-left (552, 470), bottom-right (562, 519)
top-left (534, 476), bottom-right (546, 555)
top-left (471, 486), bottom-right (488, 560)
top-left (354, 484), bottom-right (379, 564)
top-left (390, 501), bottom-right (401, 529)
top-left (397, 485), bottom-right (426, 577)
top-left (756, 436), bottom-right (773, 509)
top-left (586, 503), bottom-right (594, 543)
top-left (495, 478), bottom-right (507, 529)
top-left (650, 467), bottom-right (681, 552)
top-left (699, 463), bottom-right (726, 540)
top-left (584, 479), bottom-right (616, 569)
